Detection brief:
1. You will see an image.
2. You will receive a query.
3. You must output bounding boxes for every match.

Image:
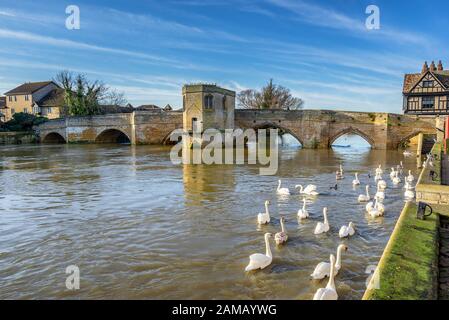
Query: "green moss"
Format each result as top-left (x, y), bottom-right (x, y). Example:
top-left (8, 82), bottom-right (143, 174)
top-left (364, 203), bottom-right (439, 300)
top-left (368, 113), bottom-right (376, 122)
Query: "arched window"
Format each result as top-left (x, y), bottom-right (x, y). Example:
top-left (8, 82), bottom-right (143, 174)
top-left (205, 95), bottom-right (214, 109)
top-left (222, 95), bottom-right (227, 109)
top-left (183, 96), bottom-right (186, 111)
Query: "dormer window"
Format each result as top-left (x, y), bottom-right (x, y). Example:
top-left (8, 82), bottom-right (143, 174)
top-left (423, 80), bottom-right (434, 88)
top-left (205, 95), bottom-right (213, 109)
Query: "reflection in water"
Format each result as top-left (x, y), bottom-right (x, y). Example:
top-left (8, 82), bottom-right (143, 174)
top-left (0, 137), bottom-right (420, 299)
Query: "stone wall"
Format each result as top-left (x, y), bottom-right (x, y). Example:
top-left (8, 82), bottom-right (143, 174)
top-left (0, 132), bottom-right (36, 145)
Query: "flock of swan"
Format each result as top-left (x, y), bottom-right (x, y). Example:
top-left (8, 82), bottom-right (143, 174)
top-left (245, 161), bottom-right (417, 300)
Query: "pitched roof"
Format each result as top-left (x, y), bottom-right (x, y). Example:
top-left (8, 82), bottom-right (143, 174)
top-left (0, 96), bottom-right (6, 109)
top-left (35, 88), bottom-right (65, 107)
top-left (433, 71), bottom-right (449, 88)
top-left (98, 105), bottom-right (134, 114)
top-left (4, 81), bottom-right (58, 95)
top-left (136, 104), bottom-right (161, 110)
top-left (403, 71), bottom-right (449, 93)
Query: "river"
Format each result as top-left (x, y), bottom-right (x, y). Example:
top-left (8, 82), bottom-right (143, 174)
top-left (0, 136), bottom-right (419, 299)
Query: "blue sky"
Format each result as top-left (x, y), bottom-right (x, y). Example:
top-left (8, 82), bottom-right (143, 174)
top-left (0, 0), bottom-right (448, 112)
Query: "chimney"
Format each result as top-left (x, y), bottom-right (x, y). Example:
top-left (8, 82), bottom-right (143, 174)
top-left (438, 60), bottom-right (444, 71)
top-left (422, 61), bottom-right (429, 73)
top-left (430, 61), bottom-right (437, 72)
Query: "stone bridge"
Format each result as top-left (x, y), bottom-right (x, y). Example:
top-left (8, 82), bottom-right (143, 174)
top-left (36, 109), bottom-right (436, 149)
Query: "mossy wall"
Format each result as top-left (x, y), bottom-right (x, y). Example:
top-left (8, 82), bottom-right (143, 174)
top-left (363, 203), bottom-right (439, 300)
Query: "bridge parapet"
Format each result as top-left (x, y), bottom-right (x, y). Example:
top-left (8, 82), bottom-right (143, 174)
top-left (36, 109), bottom-right (436, 149)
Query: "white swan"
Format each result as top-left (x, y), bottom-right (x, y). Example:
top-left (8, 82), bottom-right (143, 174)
top-left (297, 199), bottom-right (309, 219)
top-left (406, 170), bottom-right (415, 183)
top-left (314, 207), bottom-right (330, 235)
top-left (313, 254), bottom-right (338, 300)
top-left (311, 244), bottom-right (348, 280)
top-left (404, 187), bottom-right (415, 201)
top-left (375, 187), bottom-right (385, 201)
top-left (336, 171), bottom-right (344, 180)
top-left (358, 186), bottom-right (370, 202)
top-left (375, 198), bottom-right (385, 214)
top-left (257, 200), bottom-right (271, 225)
top-left (245, 233), bottom-right (273, 272)
top-left (275, 217), bottom-right (288, 245)
top-left (390, 168), bottom-right (396, 180)
top-left (277, 180), bottom-right (290, 195)
top-left (374, 172), bottom-right (382, 182)
top-left (392, 171), bottom-right (401, 185)
top-left (295, 184), bottom-right (319, 196)
top-left (375, 165), bottom-right (383, 175)
top-left (404, 181), bottom-right (414, 190)
top-left (339, 222), bottom-right (355, 238)
top-left (377, 179), bottom-right (387, 190)
top-left (352, 173), bottom-right (360, 186)
top-left (366, 201), bottom-right (374, 212)
top-left (368, 199), bottom-right (384, 218)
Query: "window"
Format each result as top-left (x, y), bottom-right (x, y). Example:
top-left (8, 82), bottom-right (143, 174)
top-left (48, 107), bottom-right (52, 113)
top-left (14, 96), bottom-right (17, 102)
top-left (222, 95), bottom-right (227, 108)
top-left (204, 95), bottom-right (213, 109)
top-left (25, 95), bottom-right (29, 101)
top-left (23, 108), bottom-right (28, 113)
top-left (422, 96), bottom-right (435, 109)
top-left (11, 108), bottom-right (15, 114)
top-left (192, 117), bottom-right (198, 132)
top-left (8, 96), bottom-right (12, 102)
top-left (423, 81), bottom-right (434, 88)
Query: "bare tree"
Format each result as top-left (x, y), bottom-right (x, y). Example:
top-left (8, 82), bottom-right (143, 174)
top-left (237, 79), bottom-right (304, 110)
top-left (102, 89), bottom-right (128, 106)
top-left (54, 70), bottom-right (124, 116)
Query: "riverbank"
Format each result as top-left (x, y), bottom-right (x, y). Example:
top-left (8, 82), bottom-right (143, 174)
top-left (0, 131), bottom-right (36, 145)
top-left (364, 143), bottom-right (449, 300)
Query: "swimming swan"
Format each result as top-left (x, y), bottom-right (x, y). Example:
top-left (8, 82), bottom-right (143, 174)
top-left (245, 233), bottom-right (273, 272)
top-left (297, 199), bottom-right (309, 219)
top-left (313, 254), bottom-right (338, 300)
top-left (375, 188), bottom-right (385, 201)
top-left (277, 180), bottom-right (290, 195)
top-left (392, 171), bottom-right (401, 185)
top-left (274, 217), bottom-right (288, 245)
top-left (311, 244), bottom-right (348, 280)
top-left (352, 173), bottom-right (360, 186)
top-left (257, 200), bottom-right (271, 225)
top-left (358, 186), bottom-right (371, 202)
top-left (406, 170), bottom-right (415, 183)
top-left (339, 222), bottom-right (355, 238)
top-left (295, 184), bottom-right (319, 196)
top-left (314, 207), bottom-right (330, 235)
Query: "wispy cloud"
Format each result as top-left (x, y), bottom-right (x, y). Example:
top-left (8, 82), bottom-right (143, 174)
top-left (265, 0), bottom-right (431, 45)
top-left (0, 28), bottom-right (175, 63)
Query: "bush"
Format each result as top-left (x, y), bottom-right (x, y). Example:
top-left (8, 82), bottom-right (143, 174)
top-left (0, 113), bottom-right (48, 132)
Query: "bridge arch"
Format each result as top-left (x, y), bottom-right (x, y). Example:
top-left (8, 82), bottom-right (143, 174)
top-left (42, 132), bottom-right (66, 144)
top-left (162, 130), bottom-right (184, 145)
top-left (329, 127), bottom-right (375, 148)
top-left (396, 130), bottom-right (431, 149)
top-left (250, 122), bottom-right (304, 146)
top-left (95, 129), bottom-right (131, 144)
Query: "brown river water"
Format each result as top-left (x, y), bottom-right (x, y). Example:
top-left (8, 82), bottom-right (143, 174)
top-left (0, 136), bottom-right (420, 299)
